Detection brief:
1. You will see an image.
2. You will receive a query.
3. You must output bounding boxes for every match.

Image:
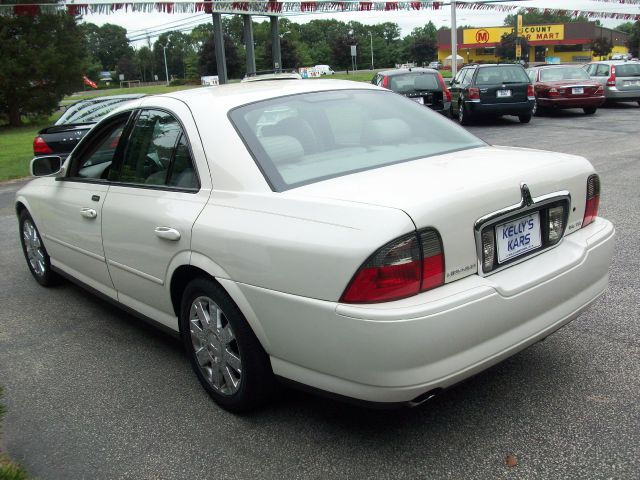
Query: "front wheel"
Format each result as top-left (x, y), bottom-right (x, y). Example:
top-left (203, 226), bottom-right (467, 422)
top-left (180, 277), bottom-right (275, 412)
top-left (518, 114), bottom-right (532, 124)
top-left (583, 106), bottom-right (597, 115)
top-left (19, 210), bottom-right (61, 287)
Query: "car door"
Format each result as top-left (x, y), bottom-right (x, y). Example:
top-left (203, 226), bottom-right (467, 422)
top-left (101, 98), bottom-right (211, 329)
top-left (36, 112), bottom-right (134, 299)
top-left (591, 63), bottom-right (609, 87)
top-left (449, 68), bottom-right (468, 112)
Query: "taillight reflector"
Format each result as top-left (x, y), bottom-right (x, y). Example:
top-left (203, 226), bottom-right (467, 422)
top-left (382, 76), bottom-right (390, 89)
top-left (527, 84), bottom-right (535, 98)
top-left (468, 87), bottom-right (480, 100)
top-left (33, 136), bottom-right (53, 155)
top-left (341, 229), bottom-right (444, 304)
top-left (583, 174), bottom-right (600, 227)
top-left (606, 66), bottom-right (616, 86)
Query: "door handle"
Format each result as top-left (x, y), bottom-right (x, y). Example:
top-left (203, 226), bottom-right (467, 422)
top-left (154, 226), bottom-right (181, 241)
top-left (80, 208), bottom-right (97, 219)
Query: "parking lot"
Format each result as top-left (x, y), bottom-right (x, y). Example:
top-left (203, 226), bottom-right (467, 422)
top-left (0, 104), bottom-right (638, 479)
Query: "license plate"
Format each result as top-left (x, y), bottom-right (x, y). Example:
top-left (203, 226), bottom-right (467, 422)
top-left (412, 97), bottom-right (424, 104)
top-left (572, 87), bottom-right (584, 95)
top-left (497, 90), bottom-right (511, 98)
top-left (625, 80), bottom-right (640, 87)
top-left (495, 212), bottom-right (542, 263)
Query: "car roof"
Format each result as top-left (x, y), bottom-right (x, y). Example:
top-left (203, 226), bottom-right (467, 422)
top-left (590, 60), bottom-right (636, 65)
top-left (161, 79), bottom-right (380, 111)
top-left (378, 68), bottom-right (439, 76)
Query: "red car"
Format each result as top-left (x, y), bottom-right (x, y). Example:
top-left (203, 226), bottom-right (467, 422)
top-left (526, 65), bottom-right (605, 115)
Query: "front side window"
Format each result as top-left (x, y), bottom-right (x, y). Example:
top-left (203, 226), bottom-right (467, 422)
top-left (596, 64), bottom-right (610, 77)
top-left (110, 109), bottom-right (198, 190)
top-left (67, 115), bottom-right (130, 180)
top-left (230, 89), bottom-right (485, 191)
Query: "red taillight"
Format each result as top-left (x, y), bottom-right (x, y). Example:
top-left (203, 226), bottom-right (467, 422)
top-left (468, 87), bottom-right (480, 100)
top-left (436, 73), bottom-right (452, 102)
top-left (33, 136), bottom-right (53, 155)
top-left (382, 76), bottom-right (390, 89)
top-left (340, 230), bottom-right (444, 304)
top-left (527, 84), bottom-right (535, 98)
top-left (548, 87), bottom-right (559, 97)
top-left (583, 174), bottom-right (600, 228)
top-left (606, 66), bottom-right (616, 86)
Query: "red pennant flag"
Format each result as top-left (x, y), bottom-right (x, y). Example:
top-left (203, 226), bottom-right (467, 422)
top-left (83, 75), bottom-right (98, 89)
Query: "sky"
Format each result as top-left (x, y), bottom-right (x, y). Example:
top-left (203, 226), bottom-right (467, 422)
top-left (81, 0), bottom-right (640, 47)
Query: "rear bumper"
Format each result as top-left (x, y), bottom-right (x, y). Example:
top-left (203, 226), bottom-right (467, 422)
top-left (537, 96), bottom-right (606, 108)
top-left (605, 87), bottom-right (640, 100)
top-left (230, 217), bottom-right (615, 404)
top-left (467, 100), bottom-right (534, 116)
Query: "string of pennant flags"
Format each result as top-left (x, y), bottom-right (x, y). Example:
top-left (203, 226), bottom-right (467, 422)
top-left (0, 1), bottom-right (639, 19)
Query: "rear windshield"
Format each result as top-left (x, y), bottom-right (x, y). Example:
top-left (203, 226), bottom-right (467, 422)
top-left (389, 72), bottom-right (440, 93)
top-left (616, 63), bottom-right (640, 77)
top-left (56, 96), bottom-right (141, 125)
top-left (476, 66), bottom-right (530, 85)
top-left (540, 67), bottom-right (590, 82)
top-left (229, 89), bottom-right (485, 191)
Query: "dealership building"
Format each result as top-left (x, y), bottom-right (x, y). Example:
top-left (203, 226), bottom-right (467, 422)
top-left (437, 22), bottom-right (629, 64)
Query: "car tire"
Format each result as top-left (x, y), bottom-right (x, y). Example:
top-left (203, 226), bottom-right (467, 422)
top-left (637, 100), bottom-right (640, 107)
top-left (180, 277), bottom-right (275, 412)
top-left (532, 100), bottom-right (539, 116)
top-left (458, 102), bottom-right (471, 125)
top-left (18, 210), bottom-right (61, 287)
top-left (518, 114), bottom-right (532, 124)
top-left (583, 106), bottom-right (597, 115)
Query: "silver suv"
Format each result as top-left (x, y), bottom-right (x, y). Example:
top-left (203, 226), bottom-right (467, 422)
top-left (584, 60), bottom-right (640, 104)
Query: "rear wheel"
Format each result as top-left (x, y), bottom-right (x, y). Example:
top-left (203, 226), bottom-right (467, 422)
top-left (583, 106), bottom-right (597, 115)
top-left (518, 114), bottom-right (532, 124)
top-left (180, 277), bottom-right (275, 412)
top-left (458, 102), bottom-right (472, 125)
top-left (19, 210), bottom-right (61, 287)
top-left (531, 101), bottom-right (538, 116)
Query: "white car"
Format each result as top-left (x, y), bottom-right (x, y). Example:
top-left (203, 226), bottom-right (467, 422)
top-left (17, 80), bottom-right (615, 412)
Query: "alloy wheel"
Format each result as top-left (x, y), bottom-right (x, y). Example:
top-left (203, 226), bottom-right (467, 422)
top-left (22, 219), bottom-right (46, 277)
top-left (188, 296), bottom-right (242, 396)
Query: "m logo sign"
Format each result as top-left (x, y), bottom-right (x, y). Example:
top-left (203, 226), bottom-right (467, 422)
top-left (475, 29), bottom-right (490, 43)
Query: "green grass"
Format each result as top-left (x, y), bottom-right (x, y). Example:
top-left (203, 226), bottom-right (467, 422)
top-left (0, 124), bottom-right (45, 182)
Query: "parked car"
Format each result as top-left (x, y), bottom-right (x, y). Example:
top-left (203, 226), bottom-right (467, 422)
top-left (17, 80), bottom-right (614, 412)
top-left (428, 61), bottom-right (442, 70)
top-left (372, 67), bottom-right (452, 115)
top-left (526, 65), bottom-right (605, 115)
top-left (33, 94), bottom-right (145, 160)
top-left (314, 65), bottom-right (335, 75)
top-left (449, 63), bottom-right (535, 125)
top-left (584, 60), bottom-right (640, 105)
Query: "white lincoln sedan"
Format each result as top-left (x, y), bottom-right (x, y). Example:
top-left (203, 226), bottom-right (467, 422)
top-left (16, 80), bottom-right (615, 411)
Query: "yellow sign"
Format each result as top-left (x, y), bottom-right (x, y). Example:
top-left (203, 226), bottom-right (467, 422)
top-left (463, 27), bottom-right (512, 45)
top-left (521, 25), bottom-right (564, 41)
top-left (462, 24), bottom-right (565, 45)
top-left (516, 44), bottom-right (522, 58)
top-left (517, 15), bottom-right (523, 36)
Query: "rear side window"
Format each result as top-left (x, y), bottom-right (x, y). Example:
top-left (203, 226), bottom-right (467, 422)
top-left (389, 73), bottom-right (440, 93)
top-left (616, 63), bottom-right (640, 77)
top-left (476, 66), bottom-right (530, 85)
top-left (229, 89), bottom-right (485, 191)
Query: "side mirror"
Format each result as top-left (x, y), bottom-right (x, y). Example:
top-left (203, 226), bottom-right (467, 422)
top-left (30, 156), bottom-right (62, 177)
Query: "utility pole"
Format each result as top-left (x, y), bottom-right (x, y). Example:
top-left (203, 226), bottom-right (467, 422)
top-left (451, 1), bottom-right (458, 78)
top-left (368, 31), bottom-right (374, 70)
top-left (162, 44), bottom-right (169, 85)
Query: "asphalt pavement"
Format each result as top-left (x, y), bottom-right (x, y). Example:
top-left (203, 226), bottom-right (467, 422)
top-left (1, 104), bottom-right (639, 479)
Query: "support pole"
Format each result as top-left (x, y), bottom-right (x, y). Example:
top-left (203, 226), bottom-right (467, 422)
top-left (451, 1), bottom-right (458, 78)
top-left (270, 16), bottom-right (282, 72)
top-left (212, 12), bottom-right (227, 84)
top-left (243, 15), bottom-right (256, 76)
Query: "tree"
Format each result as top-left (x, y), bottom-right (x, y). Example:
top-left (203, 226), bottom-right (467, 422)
top-left (495, 32), bottom-right (530, 61)
top-left (116, 54), bottom-right (138, 81)
top-left (591, 37), bottom-right (613, 60)
top-left (135, 46), bottom-right (154, 82)
top-left (404, 22), bottom-right (438, 65)
top-left (0, 13), bottom-right (86, 126)
top-left (615, 22), bottom-right (636, 35)
top-left (81, 22), bottom-right (132, 71)
top-left (504, 8), bottom-right (590, 27)
top-left (626, 21), bottom-right (640, 57)
top-left (329, 33), bottom-right (356, 70)
top-left (199, 34), bottom-right (243, 78)
top-left (264, 35), bottom-right (301, 70)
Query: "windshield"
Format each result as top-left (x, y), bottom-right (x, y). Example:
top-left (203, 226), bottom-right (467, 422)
top-left (475, 66), bottom-right (530, 85)
top-left (540, 67), bottom-right (590, 82)
top-left (229, 89), bottom-right (485, 191)
top-left (616, 63), bottom-right (640, 77)
top-left (389, 73), bottom-right (440, 93)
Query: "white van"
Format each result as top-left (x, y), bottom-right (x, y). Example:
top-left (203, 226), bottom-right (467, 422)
top-left (315, 65), bottom-right (335, 75)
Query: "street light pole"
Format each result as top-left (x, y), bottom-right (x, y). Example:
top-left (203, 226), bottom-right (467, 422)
top-left (368, 31), bottom-right (374, 70)
top-left (162, 44), bottom-right (169, 86)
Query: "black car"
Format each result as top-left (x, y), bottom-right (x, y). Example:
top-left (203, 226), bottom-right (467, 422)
top-left (372, 68), bottom-right (452, 115)
top-left (449, 64), bottom-right (535, 125)
top-left (33, 94), bottom-right (145, 159)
